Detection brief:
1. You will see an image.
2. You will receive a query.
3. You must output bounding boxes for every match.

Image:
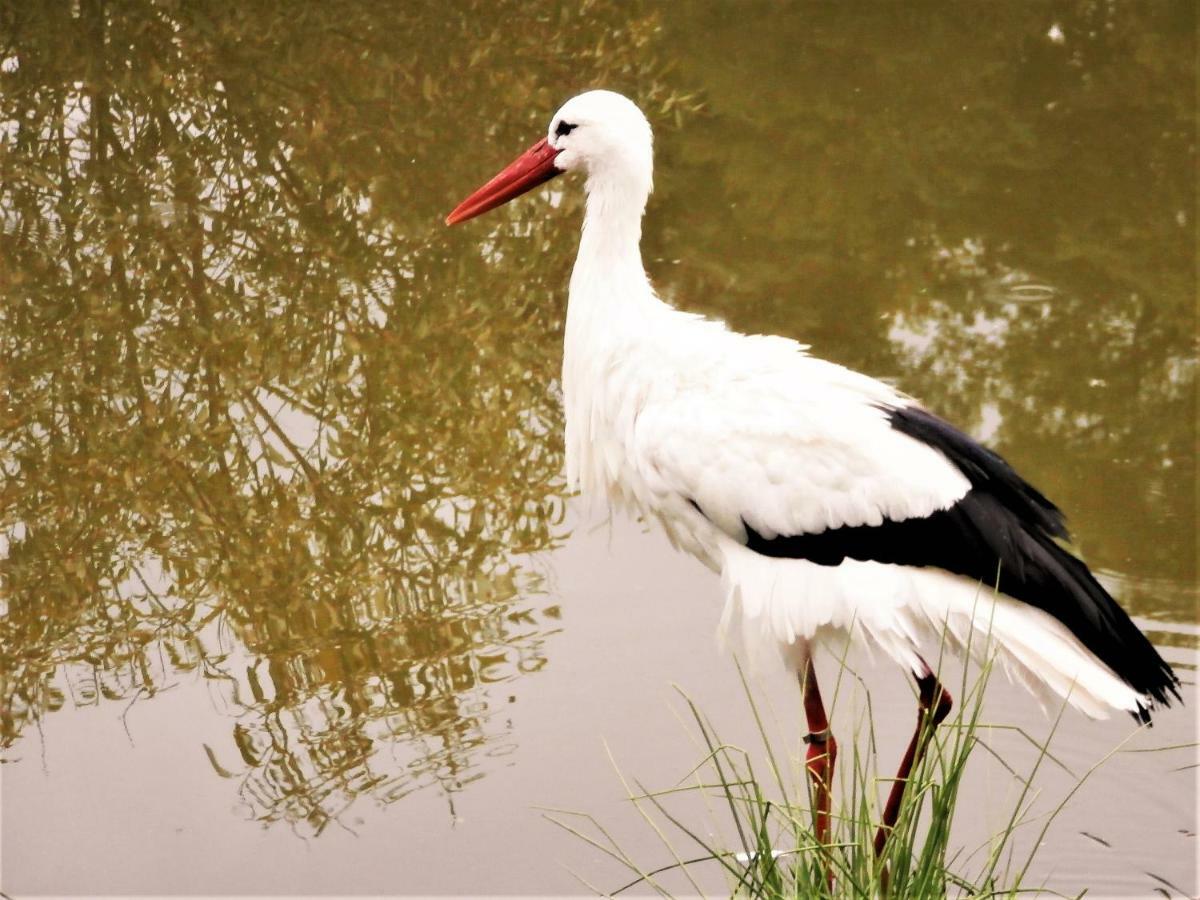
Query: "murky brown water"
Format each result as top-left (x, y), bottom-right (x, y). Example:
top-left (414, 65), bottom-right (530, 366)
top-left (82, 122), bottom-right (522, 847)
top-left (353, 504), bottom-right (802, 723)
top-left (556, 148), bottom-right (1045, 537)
top-left (1, 1), bottom-right (1195, 897)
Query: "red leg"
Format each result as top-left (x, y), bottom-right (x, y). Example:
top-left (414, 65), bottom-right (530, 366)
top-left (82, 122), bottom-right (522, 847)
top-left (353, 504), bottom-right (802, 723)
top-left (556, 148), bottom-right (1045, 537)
top-left (799, 657), bottom-right (838, 846)
top-left (873, 669), bottom-right (953, 856)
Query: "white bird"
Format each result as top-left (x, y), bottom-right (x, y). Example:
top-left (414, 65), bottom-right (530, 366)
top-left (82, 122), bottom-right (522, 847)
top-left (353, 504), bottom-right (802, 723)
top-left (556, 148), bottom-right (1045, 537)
top-left (446, 90), bottom-right (1180, 852)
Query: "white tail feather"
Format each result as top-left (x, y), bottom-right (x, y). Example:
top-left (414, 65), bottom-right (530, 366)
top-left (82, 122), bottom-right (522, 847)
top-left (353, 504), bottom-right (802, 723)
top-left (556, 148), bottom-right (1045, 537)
top-left (719, 540), bottom-right (1144, 718)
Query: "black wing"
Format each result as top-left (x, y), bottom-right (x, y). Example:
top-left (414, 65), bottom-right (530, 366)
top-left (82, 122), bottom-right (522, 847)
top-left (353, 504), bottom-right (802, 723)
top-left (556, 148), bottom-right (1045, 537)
top-left (742, 405), bottom-right (1180, 722)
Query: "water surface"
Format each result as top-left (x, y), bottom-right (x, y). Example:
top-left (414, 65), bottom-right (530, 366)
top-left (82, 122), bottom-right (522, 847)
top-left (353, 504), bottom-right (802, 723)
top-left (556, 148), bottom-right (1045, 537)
top-left (1, 1), bottom-right (1195, 896)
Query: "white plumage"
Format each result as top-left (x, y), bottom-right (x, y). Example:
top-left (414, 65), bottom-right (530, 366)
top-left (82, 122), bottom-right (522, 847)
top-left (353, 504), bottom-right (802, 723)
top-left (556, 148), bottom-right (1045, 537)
top-left (447, 90), bottom-right (1177, 733)
top-left (539, 91), bottom-right (1142, 720)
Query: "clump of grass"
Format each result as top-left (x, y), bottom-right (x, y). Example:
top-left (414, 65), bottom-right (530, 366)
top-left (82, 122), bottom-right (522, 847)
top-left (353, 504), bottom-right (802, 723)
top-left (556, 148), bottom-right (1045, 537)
top-left (544, 651), bottom-right (1137, 899)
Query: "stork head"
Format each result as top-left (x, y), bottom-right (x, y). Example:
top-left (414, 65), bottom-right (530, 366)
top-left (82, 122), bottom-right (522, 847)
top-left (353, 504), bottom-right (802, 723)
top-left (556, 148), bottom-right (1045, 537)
top-left (548, 90), bottom-right (654, 185)
top-left (446, 90), bottom-right (653, 226)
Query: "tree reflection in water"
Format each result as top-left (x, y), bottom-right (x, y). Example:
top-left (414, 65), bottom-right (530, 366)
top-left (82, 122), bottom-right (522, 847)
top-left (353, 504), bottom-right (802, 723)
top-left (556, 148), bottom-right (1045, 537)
top-left (0, 0), bottom-right (685, 834)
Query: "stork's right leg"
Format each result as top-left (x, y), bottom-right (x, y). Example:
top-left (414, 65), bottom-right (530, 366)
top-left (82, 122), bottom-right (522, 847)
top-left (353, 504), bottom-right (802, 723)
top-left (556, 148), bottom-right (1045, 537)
top-left (799, 657), bottom-right (837, 846)
top-left (873, 668), bottom-right (953, 856)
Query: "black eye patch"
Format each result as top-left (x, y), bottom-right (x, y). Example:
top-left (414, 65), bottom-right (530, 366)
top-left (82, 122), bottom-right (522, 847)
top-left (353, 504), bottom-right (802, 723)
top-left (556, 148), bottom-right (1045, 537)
top-left (554, 121), bottom-right (577, 137)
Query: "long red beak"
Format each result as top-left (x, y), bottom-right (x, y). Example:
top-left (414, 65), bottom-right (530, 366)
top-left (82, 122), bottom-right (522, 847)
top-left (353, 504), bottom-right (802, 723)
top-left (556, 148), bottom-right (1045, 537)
top-left (445, 137), bottom-right (563, 226)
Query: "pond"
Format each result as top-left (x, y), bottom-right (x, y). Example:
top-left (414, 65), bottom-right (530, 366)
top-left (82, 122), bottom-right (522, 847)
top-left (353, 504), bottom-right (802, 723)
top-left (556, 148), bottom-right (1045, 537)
top-left (1, 1), bottom-right (1195, 896)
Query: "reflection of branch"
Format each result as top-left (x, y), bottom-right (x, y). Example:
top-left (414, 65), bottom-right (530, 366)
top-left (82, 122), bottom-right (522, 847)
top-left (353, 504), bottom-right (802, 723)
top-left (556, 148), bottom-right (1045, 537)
top-left (258, 383), bottom-right (325, 420)
top-left (226, 413), bottom-right (265, 494)
top-left (130, 564), bottom-right (169, 613)
top-left (316, 309), bottom-right (336, 476)
top-left (243, 390), bottom-right (320, 486)
top-left (169, 457), bottom-right (238, 563)
top-left (234, 400), bottom-right (281, 483)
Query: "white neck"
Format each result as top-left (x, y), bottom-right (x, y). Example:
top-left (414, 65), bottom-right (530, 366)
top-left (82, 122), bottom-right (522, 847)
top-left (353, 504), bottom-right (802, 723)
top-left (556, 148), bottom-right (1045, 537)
top-left (561, 165), bottom-right (662, 492)
top-left (566, 168), bottom-right (658, 340)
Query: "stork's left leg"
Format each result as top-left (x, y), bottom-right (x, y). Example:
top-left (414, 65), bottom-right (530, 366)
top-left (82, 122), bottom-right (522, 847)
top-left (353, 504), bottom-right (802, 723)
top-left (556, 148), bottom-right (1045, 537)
top-left (799, 656), bottom-right (838, 846)
top-left (873, 668), bottom-right (953, 856)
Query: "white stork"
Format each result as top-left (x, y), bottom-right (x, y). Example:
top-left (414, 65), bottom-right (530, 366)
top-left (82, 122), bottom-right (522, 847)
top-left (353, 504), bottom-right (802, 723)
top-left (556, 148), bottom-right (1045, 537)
top-left (446, 90), bottom-right (1180, 852)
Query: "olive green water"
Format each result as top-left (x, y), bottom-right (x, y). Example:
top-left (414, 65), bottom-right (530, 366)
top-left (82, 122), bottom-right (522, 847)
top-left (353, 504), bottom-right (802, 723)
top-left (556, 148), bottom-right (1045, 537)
top-left (0, 1), bottom-right (1195, 896)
